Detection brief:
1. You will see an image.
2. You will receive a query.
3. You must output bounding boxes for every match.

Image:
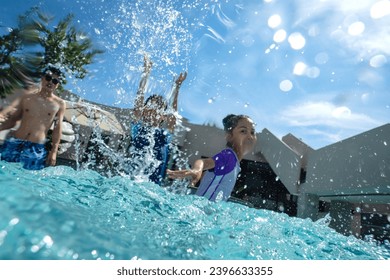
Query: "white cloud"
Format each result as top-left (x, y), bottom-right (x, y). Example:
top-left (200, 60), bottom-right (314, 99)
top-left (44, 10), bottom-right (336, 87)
top-left (280, 101), bottom-right (382, 130)
top-left (295, 127), bottom-right (347, 147)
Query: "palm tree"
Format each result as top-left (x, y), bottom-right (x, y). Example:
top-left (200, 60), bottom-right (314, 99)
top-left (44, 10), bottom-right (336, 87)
top-left (0, 7), bottom-right (103, 98)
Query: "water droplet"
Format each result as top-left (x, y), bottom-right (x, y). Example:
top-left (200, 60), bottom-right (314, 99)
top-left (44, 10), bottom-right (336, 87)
top-left (348, 21), bottom-right (365, 36)
top-left (9, 218), bottom-right (19, 226)
top-left (91, 250), bottom-right (98, 257)
top-left (280, 80), bottom-right (293, 92)
top-left (31, 245), bottom-right (40, 253)
top-left (369, 54), bottom-right (387, 68)
top-left (43, 235), bottom-right (54, 248)
top-left (288, 32), bottom-right (306, 50)
top-left (273, 29), bottom-right (287, 43)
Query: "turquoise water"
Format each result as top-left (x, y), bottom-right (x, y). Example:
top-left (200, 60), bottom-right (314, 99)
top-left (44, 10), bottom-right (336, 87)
top-left (1, 161), bottom-right (389, 260)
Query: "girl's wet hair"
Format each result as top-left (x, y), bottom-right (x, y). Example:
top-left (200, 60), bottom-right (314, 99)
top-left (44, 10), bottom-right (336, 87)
top-left (222, 114), bottom-right (251, 132)
top-left (144, 94), bottom-right (168, 110)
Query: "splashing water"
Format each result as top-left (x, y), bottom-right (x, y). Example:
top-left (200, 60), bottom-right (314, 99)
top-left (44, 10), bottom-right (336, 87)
top-left (58, 0), bottom-right (212, 176)
top-left (0, 161), bottom-right (389, 260)
top-left (1, 0), bottom-right (390, 260)
top-left (74, 0), bottom-right (207, 105)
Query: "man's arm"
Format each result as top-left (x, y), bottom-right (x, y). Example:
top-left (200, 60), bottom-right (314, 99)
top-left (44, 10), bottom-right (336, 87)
top-left (46, 100), bottom-right (66, 166)
top-left (0, 97), bottom-right (23, 131)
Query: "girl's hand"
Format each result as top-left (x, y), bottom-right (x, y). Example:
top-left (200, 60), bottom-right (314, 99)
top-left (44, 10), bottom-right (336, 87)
top-left (166, 168), bottom-right (202, 186)
top-left (175, 72), bottom-right (187, 86)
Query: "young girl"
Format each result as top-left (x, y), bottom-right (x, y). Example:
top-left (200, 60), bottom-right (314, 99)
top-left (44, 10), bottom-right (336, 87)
top-left (128, 55), bottom-right (187, 185)
top-left (167, 114), bottom-right (257, 202)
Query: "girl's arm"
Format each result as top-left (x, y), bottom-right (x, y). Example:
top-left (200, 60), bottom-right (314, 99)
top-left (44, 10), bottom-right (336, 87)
top-left (165, 72), bottom-right (187, 132)
top-left (170, 72), bottom-right (187, 111)
top-left (167, 157), bottom-right (215, 186)
top-left (133, 55), bottom-right (152, 120)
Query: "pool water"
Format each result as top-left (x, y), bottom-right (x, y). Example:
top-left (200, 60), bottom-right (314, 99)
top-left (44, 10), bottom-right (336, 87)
top-left (0, 161), bottom-right (389, 260)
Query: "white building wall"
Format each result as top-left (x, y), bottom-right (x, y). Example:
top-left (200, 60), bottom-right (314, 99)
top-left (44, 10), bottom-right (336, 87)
top-left (300, 123), bottom-right (390, 201)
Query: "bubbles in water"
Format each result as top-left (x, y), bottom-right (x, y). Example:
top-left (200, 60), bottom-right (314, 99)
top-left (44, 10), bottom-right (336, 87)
top-left (215, 191), bottom-right (224, 202)
top-left (91, 250), bottom-right (98, 258)
top-left (31, 245), bottom-right (40, 253)
top-left (9, 218), bottom-right (19, 226)
top-left (43, 235), bottom-right (54, 248)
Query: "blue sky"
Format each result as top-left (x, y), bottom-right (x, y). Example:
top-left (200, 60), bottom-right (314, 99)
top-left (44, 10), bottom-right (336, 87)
top-left (1, 0), bottom-right (389, 149)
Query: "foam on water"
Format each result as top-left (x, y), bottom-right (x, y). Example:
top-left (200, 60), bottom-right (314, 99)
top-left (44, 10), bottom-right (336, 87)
top-left (1, 161), bottom-right (389, 260)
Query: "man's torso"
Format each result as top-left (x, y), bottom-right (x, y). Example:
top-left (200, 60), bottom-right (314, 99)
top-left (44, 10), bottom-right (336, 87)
top-left (13, 94), bottom-right (61, 143)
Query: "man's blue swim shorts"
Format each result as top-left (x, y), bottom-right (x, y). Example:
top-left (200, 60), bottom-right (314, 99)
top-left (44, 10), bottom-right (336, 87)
top-left (0, 137), bottom-right (48, 170)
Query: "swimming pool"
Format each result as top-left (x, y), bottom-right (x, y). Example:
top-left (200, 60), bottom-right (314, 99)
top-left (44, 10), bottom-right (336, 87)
top-left (1, 161), bottom-right (389, 260)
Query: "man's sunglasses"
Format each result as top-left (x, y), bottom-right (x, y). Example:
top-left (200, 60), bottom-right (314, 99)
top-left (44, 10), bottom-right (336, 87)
top-left (45, 74), bottom-right (60, 85)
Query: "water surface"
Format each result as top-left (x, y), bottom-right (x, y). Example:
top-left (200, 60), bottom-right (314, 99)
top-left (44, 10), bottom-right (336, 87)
top-left (1, 161), bottom-right (389, 260)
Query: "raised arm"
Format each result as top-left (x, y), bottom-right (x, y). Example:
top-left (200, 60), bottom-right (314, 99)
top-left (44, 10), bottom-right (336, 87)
top-left (169, 71), bottom-right (187, 111)
top-left (133, 55), bottom-right (153, 119)
top-left (165, 71), bottom-right (187, 132)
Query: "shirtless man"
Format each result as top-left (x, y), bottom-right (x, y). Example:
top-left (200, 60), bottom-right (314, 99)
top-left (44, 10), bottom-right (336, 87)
top-left (0, 66), bottom-right (66, 170)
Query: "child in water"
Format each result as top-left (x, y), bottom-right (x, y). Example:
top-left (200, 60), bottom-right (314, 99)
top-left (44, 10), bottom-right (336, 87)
top-left (167, 114), bottom-right (257, 202)
top-left (128, 55), bottom-right (187, 185)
